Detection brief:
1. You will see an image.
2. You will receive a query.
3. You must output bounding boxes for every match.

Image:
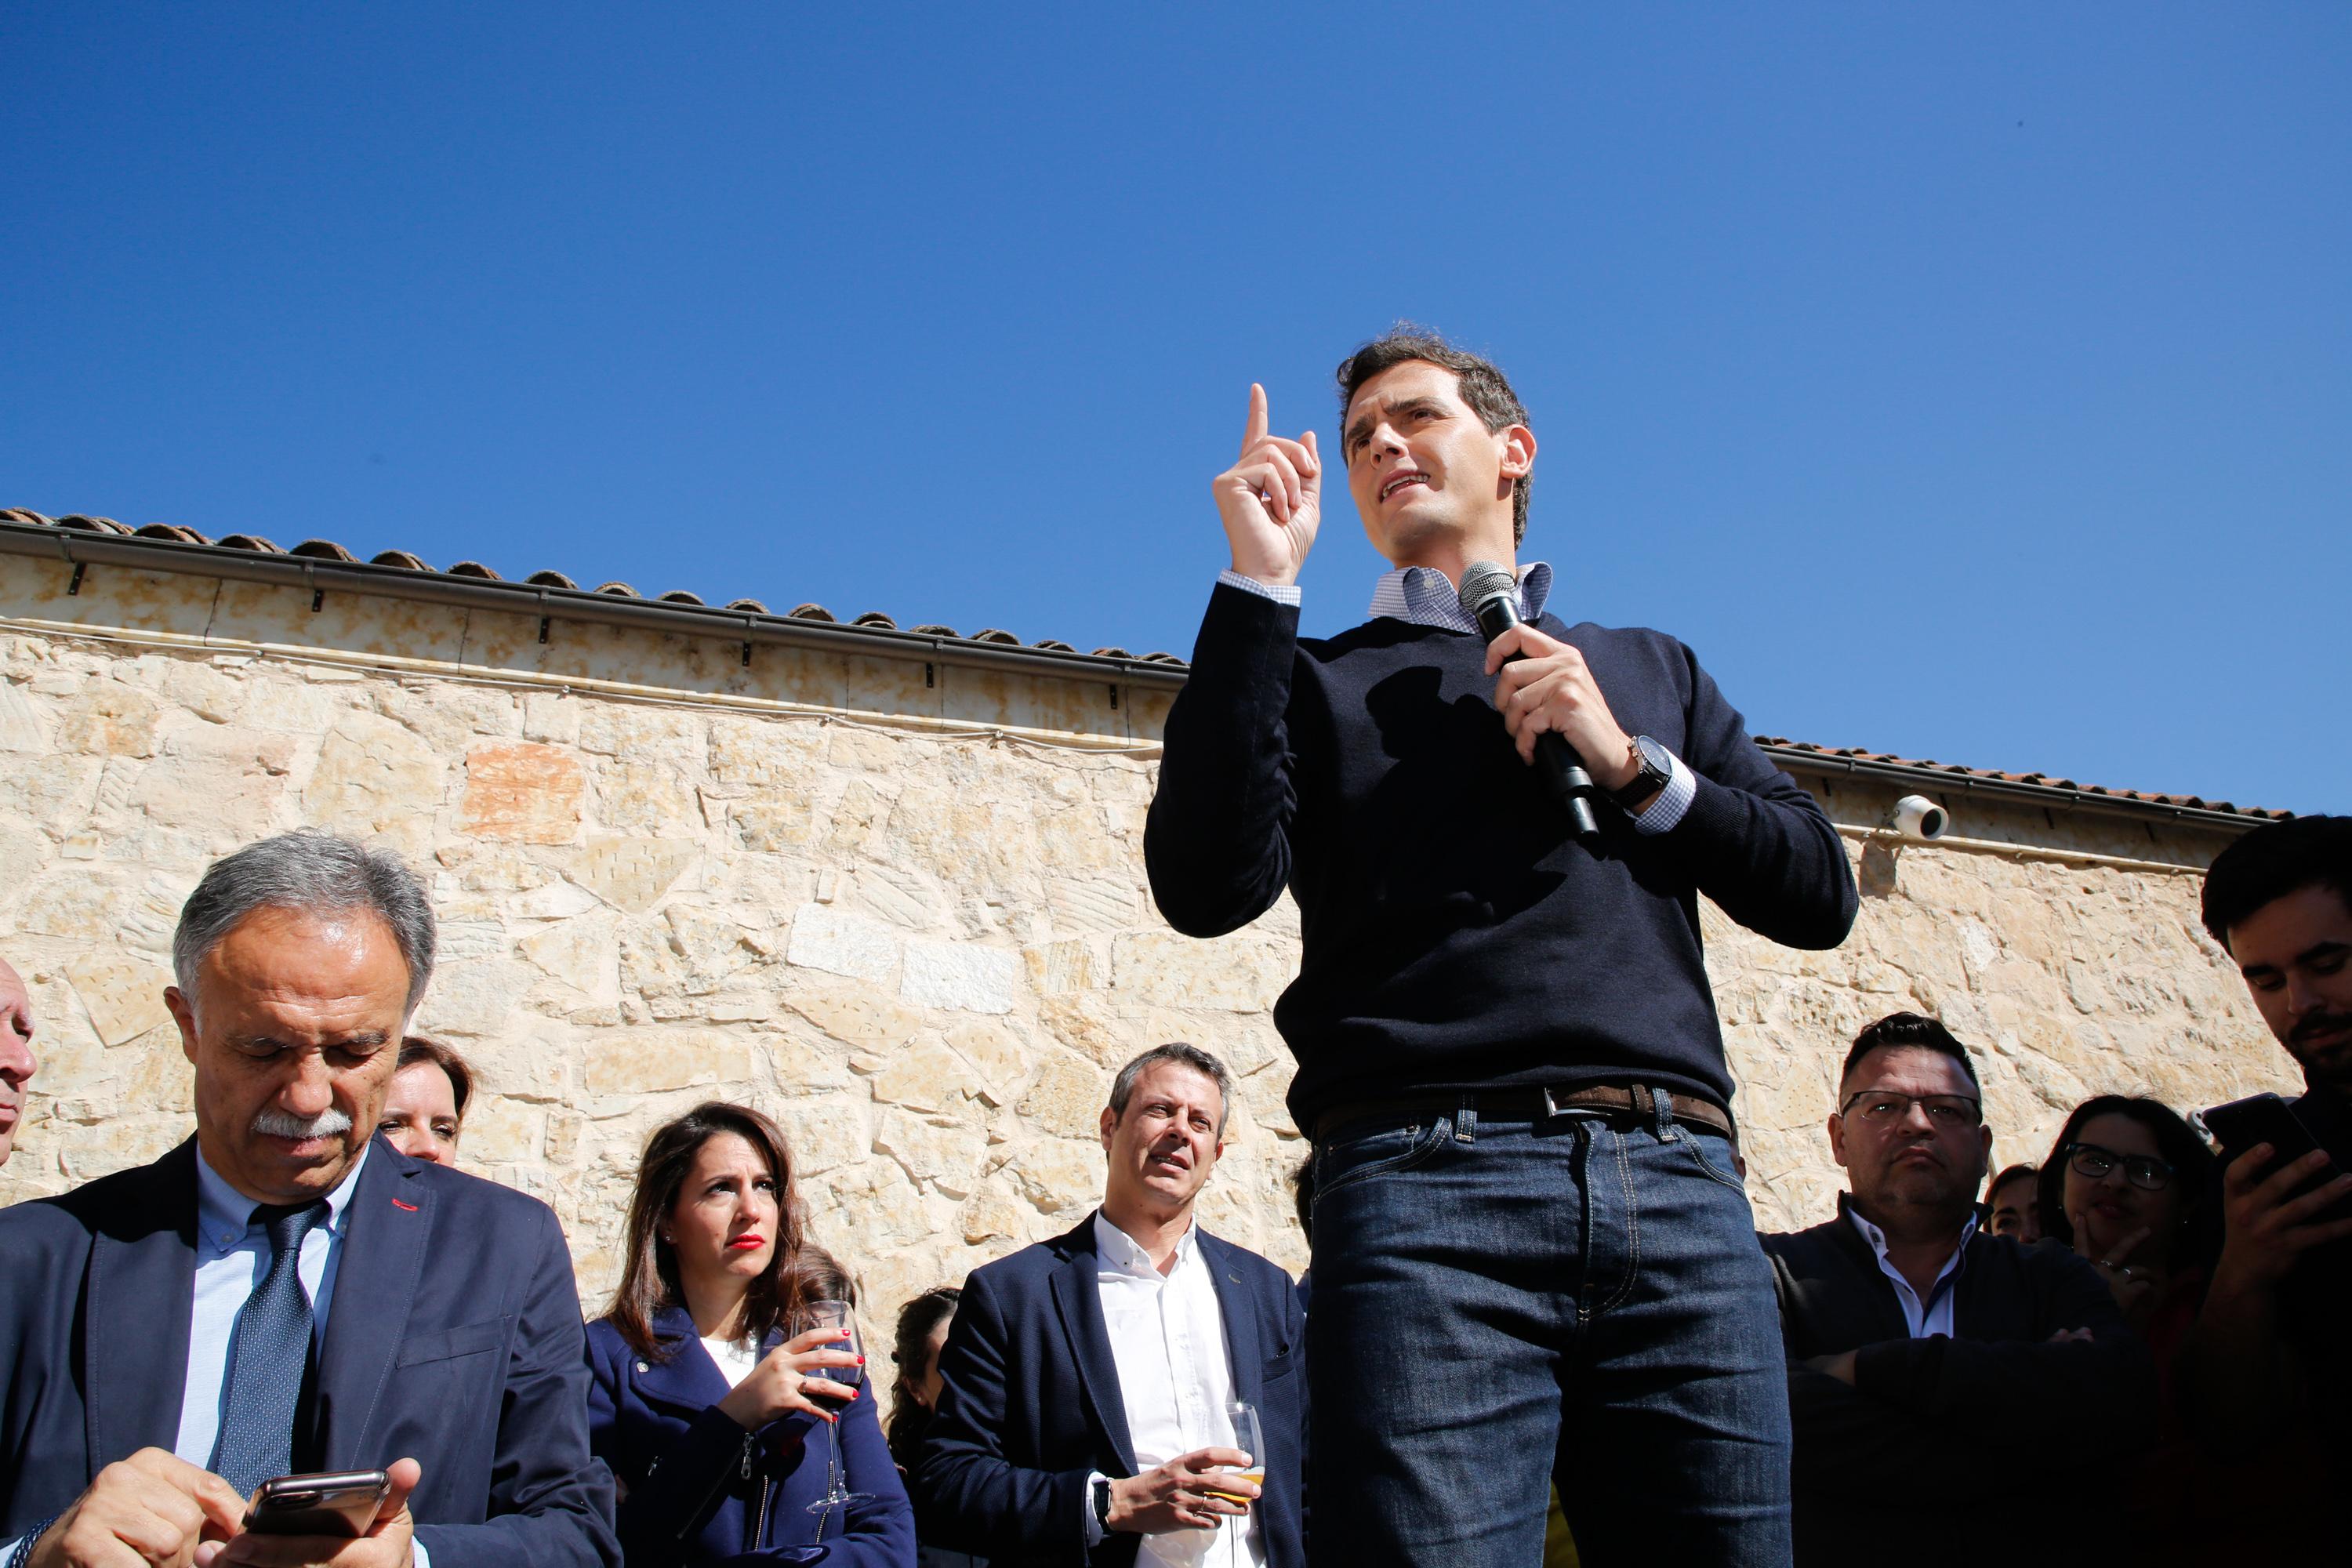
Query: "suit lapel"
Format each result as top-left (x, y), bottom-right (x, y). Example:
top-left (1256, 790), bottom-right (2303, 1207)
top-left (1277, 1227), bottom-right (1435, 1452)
top-left (1047, 1214), bottom-right (1138, 1475)
top-left (313, 1139), bottom-right (431, 1468)
top-left (85, 1139), bottom-right (202, 1468)
top-left (633, 1308), bottom-right (733, 1410)
top-left (1200, 1232), bottom-right (1264, 1412)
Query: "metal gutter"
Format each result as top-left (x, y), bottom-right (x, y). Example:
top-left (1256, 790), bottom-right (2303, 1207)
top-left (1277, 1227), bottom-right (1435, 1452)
top-left (0, 521), bottom-right (2279, 833)
top-left (1764, 745), bottom-right (2268, 833)
top-left (0, 521), bottom-right (1192, 691)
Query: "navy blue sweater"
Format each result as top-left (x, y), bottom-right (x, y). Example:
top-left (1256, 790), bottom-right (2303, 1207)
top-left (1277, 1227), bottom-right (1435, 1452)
top-left (1144, 583), bottom-right (1858, 1131)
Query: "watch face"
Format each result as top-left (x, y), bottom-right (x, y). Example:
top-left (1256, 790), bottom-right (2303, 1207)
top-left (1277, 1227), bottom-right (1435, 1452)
top-left (1635, 735), bottom-right (1671, 776)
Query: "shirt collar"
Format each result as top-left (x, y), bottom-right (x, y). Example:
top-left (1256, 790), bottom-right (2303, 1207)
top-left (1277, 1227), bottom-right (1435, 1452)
top-left (1844, 1201), bottom-right (1978, 1270)
top-left (1367, 560), bottom-right (1552, 633)
top-left (194, 1138), bottom-right (372, 1254)
top-left (1092, 1208), bottom-right (1198, 1279)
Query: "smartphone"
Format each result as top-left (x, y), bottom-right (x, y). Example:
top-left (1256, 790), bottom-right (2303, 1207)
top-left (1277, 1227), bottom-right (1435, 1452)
top-left (244, 1471), bottom-right (391, 1537)
top-left (2199, 1092), bottom-right (2332, 1176)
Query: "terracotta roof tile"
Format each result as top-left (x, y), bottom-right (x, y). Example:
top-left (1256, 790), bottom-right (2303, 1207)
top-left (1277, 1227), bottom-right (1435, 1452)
top-left (0, 506), bottom-right (2292, 822)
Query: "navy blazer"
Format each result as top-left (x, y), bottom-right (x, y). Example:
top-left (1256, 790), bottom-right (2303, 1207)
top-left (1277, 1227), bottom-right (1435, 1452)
top-left (0, 1135), bottom-right (619, 1568)
top-left (909, 1214), bottom-right (1305, 1568)
top-left (584, 1309), bottom-right (914, 1567)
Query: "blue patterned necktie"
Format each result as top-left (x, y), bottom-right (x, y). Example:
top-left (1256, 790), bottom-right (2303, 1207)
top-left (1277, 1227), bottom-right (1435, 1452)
top-left (209, 1200), bottom-right (330, 1497)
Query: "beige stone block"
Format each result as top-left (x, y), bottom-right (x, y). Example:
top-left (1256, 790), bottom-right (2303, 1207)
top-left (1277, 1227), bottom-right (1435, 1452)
top-left (518, 913), bottom-right (620, 1001)
top-left (463, 1097), bottom-right (546, 1163)
top-left (0, 752), bottom-right (103, 830)
top-left (17, 866), bottom-right (190, 953)
top-left (65, 952), bottom-right (175, 1047)
top-left (944, 1018), bottom-right (1027, 1102)
top-left (997, 1138), bottom-right (1104, 1214)
top-left (874, 1109), bottom-right (987, 1197)
top-left (591, 759), bottom-right (706, 837)
top-left (573, 837), bottom-right (700, 913)
top-left (1110, 931), bottom-right (1290, 1012)
top-left (415, 956), bottom-right (534, 1039)
top-left (775, 1094), bottom-right (871, 1175)
top-left (1023, 938), bottom-right (1094, 996)
top-left (957, 1185), bottom-right (1028, 1244)
top-left (461, 742), bottom-right (585, 844)
top-left (52, 682), bottom-right (163, 757)
top-left (1038, 991), bottom-right (1138, 1068)
top-left (728, 791), bottom-right (820, 852)
top-left (0, 681), bottom-right (55, 753)
top-left (301, 711), bottom-right (445, 856)
top-left (521, 691), bottom-right (581, 746)
top-left (707, 719), bottom-right (826, 789)
top-left (868, 1036), bottom-right (989, 1114)
top-left (1017, 1054), bottom-right (1108, 1141)
top-left (781, 978), bottom-right (929, 1051)
top-left (583, 1028), bottom-right (757, 1097)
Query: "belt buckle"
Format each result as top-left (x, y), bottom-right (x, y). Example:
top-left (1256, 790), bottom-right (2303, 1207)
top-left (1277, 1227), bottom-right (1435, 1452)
top-left (1541, 1085), bottom-right (1562, 1120)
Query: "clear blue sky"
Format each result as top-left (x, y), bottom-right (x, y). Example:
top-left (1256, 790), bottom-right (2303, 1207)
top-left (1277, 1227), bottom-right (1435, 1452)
top-left (5, 5), bottom-right (2345, 813)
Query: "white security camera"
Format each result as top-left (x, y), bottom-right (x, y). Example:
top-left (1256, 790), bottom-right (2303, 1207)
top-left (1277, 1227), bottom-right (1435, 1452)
top-left (1890, 795), bottom-right (1949, 841)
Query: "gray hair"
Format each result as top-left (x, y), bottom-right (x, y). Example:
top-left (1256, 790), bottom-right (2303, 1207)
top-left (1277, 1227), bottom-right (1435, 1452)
top-left (1107, 1043), bottom-right (1235, 1138)
top-left (172, 833), bottom-right (437, 1018)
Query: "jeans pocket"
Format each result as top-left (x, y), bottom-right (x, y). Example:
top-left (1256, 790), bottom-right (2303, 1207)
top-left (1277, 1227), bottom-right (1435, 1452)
top-left (1679, 1129), bottom-right (1749, 1192)
top-left (1314, 1112), bottom-right (1450, 1204)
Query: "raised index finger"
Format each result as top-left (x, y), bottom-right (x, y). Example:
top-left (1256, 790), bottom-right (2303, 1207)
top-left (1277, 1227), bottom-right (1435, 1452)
top-left (1241, 383), bottom-right (1269, 458)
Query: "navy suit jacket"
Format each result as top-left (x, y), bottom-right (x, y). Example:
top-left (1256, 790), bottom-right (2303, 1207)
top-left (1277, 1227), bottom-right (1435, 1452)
top-left (583, 1308), bottom-right (914, 1567)
top-left (909, 1214), bottom-right (1305, 1568)
top-left (0, 1135), bottom-right (620, 1568)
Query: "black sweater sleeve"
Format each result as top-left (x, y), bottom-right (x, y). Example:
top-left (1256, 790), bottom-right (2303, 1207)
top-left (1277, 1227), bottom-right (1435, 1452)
top-left (1650, 640), bottom-right (1859, 951)
top-left (1850, 1251), bottom-right (2158, 1444)
top-left (1144, 583), bottom-right (1304, 938)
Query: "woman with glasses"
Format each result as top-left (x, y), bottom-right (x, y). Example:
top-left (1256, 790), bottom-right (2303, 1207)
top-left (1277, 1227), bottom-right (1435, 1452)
top-left (2037, 1096), bottom-right (2221, 1344)
top-left (584, 1102), bottom-right (917, 1566)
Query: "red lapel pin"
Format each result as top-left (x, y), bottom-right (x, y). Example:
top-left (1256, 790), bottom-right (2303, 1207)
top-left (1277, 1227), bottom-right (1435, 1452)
top-left (391, 1197), bottom-right (419, 1211)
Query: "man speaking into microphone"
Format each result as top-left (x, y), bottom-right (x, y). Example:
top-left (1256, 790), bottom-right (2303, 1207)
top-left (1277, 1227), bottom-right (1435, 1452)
top-left (1144, 328), bottom-right (1858, 1567)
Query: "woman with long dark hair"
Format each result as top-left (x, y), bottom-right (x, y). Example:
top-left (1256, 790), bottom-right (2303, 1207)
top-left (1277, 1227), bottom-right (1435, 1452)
top-left (585, 1102), bottom-right (915, 1566)
top-left (2037, 1095), bottom-right (2220, 1348)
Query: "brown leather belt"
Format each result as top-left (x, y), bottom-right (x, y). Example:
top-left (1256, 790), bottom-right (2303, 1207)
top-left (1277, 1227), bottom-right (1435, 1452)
top-left (1312, 1081), bottom-right (1737, 1146)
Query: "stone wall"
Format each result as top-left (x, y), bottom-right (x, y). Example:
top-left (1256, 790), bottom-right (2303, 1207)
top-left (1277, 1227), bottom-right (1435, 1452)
top-left (0, 555), bottom-right (2300, 1383)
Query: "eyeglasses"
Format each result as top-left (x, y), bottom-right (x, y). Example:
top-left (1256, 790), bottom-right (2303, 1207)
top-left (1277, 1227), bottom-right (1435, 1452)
top-left (2065, 1142), bottom-right (2175, 1192)
top-left (1838, 1090), bottom-right (1983, 1129)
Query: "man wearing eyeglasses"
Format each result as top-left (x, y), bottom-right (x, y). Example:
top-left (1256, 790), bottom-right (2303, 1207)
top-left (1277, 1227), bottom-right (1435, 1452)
top-left (1759, 1013), bottom-right (2154, 1565)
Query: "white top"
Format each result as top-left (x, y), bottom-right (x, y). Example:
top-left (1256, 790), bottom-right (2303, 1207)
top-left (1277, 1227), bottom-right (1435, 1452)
top-left (1083, 1210), bottom-right (1263, 1567)
top-left (702, 1334), bottom-right (760, 1389)
top-left (1846, 1206), bottom-right (1977, 1338)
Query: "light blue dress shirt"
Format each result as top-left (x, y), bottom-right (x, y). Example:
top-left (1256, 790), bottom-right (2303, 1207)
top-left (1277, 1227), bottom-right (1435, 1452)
top-left (1213, 562), bottom-right (1698, 834)
top-left (175, 1143), bottom-right (369, 1465)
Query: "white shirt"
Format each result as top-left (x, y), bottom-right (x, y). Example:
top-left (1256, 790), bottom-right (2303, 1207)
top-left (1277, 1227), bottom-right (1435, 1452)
top-left (1846, 1205), bottom-right (1976, 1338)
top-left (701, 1334), bottom-right (760, 1390)
top-left (1082, 1211), bottom-right (1263, 1568)
top-left (1214, 564), bottom-right (1697, 834)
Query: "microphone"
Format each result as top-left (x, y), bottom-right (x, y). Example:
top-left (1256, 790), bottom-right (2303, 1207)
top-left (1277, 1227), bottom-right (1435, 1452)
top-left (1457, 561), bottom-right (1602, 841)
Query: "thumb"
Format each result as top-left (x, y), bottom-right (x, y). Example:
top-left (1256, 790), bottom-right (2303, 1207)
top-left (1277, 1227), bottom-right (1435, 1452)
top-left (1301, 428), bottom-right (1321, 488)
top-left (372, 1459), bottom-right (423, 1533)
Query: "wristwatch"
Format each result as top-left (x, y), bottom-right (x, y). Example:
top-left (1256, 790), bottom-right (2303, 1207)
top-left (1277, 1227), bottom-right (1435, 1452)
top-left (1092, 1475), bottom-right (1114, 1532)
top-left (1610, 735), bottom-right (1674, 811)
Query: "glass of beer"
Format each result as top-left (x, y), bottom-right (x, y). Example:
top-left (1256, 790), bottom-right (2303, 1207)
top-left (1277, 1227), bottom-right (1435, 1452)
top-left (1210, 1402), bottom-right (1265, 1515)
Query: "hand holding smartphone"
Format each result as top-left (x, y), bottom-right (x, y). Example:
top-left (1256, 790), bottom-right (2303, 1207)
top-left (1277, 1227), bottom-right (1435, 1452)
top-left (243, 1471), bottom-right (392, 1537)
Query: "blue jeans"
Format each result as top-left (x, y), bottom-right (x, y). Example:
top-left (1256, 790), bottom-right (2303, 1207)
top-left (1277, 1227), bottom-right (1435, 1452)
top-left (1306, 1094), bottom-right (1792, 1567)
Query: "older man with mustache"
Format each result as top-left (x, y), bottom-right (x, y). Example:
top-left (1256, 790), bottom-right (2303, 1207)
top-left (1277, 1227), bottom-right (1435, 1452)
top-left (0, 833), bottom-right (617, 1568)
top-left (1759, 1014), bottom-right (2152, 1566)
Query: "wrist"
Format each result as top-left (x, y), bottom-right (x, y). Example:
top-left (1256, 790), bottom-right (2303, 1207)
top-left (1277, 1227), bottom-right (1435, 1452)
top-left (1591, 730), bottom-right (1639, 793)
top-left (1226, 559), bottom-right (1298, 590)
top-left (1102, 1475), bottom-right (1136, 1533)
